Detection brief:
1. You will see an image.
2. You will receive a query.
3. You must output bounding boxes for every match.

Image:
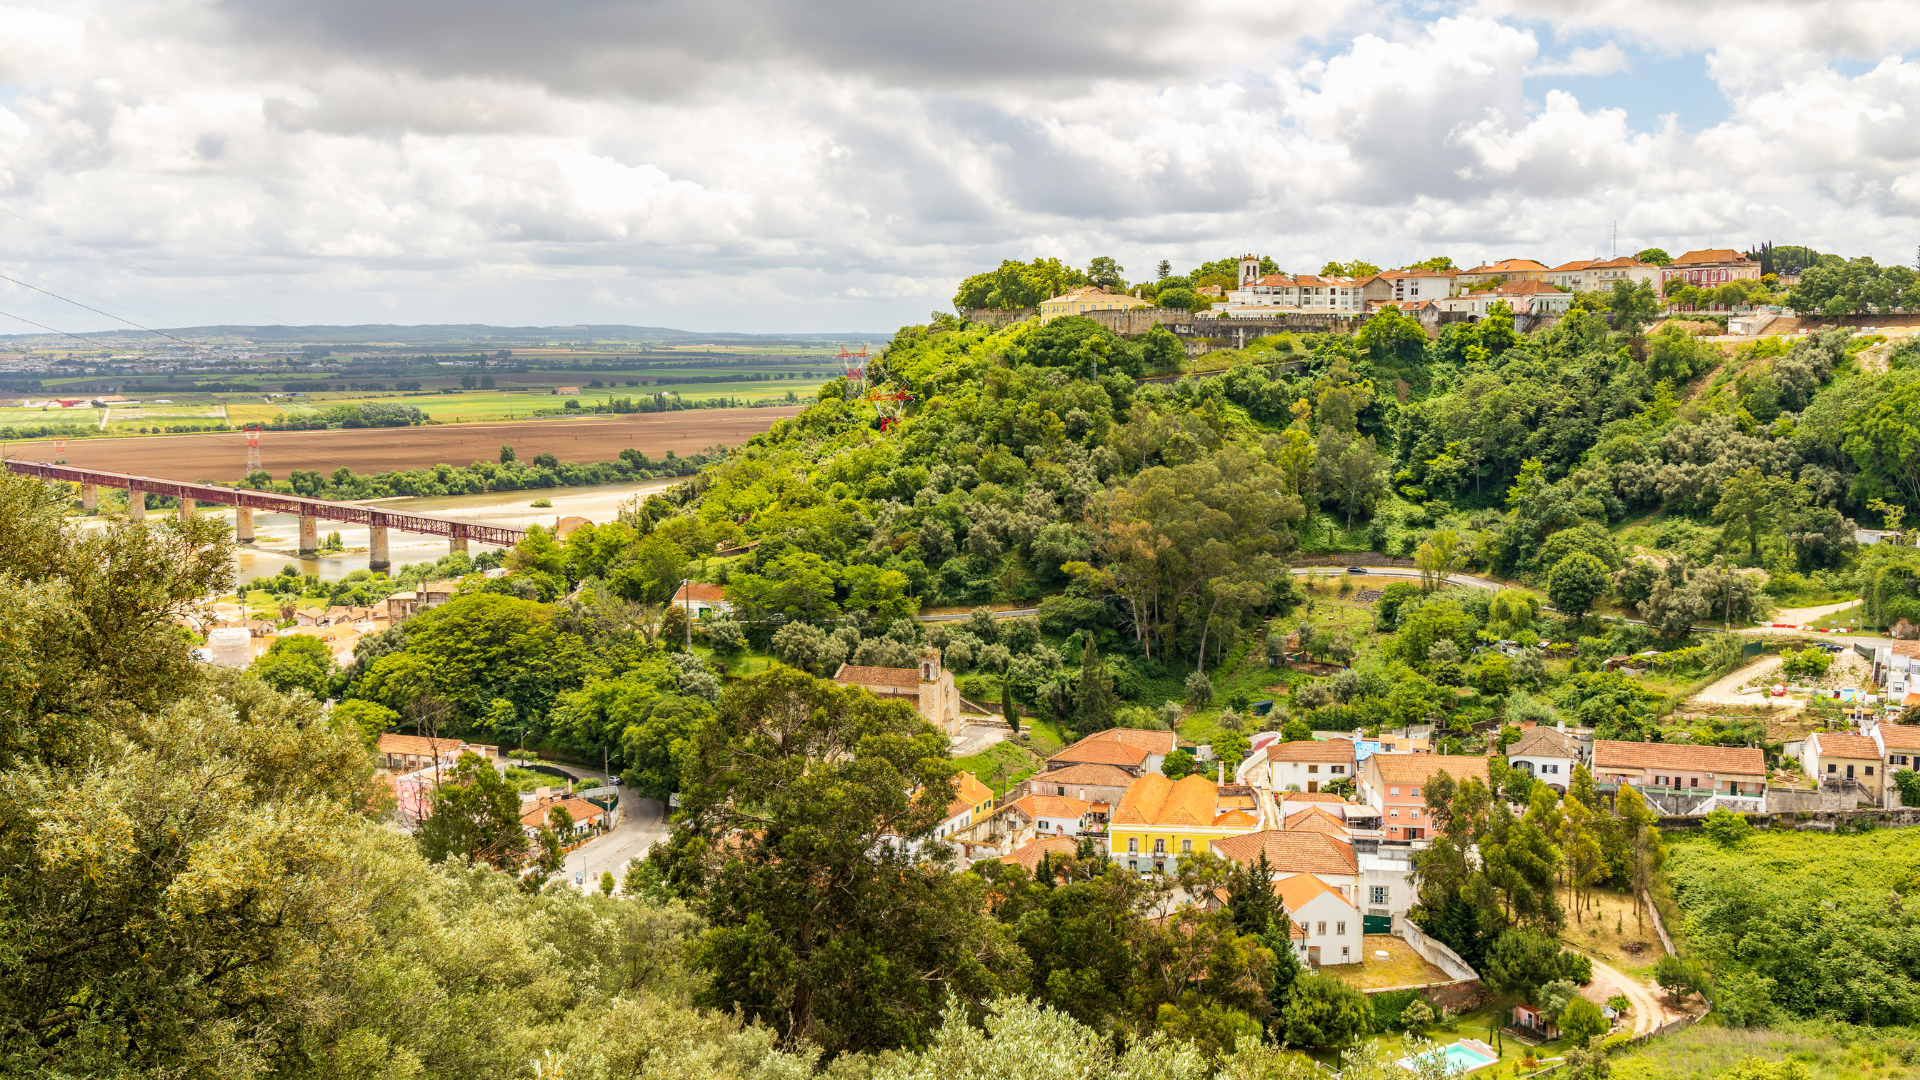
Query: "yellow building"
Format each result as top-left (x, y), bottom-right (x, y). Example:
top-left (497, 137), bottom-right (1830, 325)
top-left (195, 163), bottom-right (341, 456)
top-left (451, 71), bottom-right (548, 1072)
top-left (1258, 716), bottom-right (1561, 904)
top-left (1038, 285), bottom-right (1151, 324)
top-left (1109, 773), bottom-right (1260, 874)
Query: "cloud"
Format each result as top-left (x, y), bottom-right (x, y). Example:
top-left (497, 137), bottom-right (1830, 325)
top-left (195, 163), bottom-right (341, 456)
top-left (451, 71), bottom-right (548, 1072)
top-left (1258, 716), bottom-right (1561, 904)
top-left (1528, 42), bottom-right (1629, 76)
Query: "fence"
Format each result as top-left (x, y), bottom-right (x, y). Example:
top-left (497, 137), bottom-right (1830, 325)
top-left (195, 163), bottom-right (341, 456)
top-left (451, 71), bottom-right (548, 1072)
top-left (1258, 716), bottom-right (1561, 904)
top-left (1642, 891), bottom-right (1675, 956)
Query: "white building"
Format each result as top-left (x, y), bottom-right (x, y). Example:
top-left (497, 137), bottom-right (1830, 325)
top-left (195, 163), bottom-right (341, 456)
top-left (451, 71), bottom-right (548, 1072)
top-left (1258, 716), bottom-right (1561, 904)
top-left (1004, 793), bottom-right (1094, 838)
top-left (1505, 726), bottom-right (1582, 793)
top-left (1874, 723), bottom-right (1920, 807)
top-left (1279, 873), bottom-right (1363, 968)
top-left (1238, 738), bottom-right (1357, 795)
top-left (1802, 730), bottom-right (1884, 804)
top-left (1378, 268), bottom-right (1456, 303)
top-left (1226, 274), bottom-right (1367, 312)
top-left (672, 581), bottom-right (733, 618)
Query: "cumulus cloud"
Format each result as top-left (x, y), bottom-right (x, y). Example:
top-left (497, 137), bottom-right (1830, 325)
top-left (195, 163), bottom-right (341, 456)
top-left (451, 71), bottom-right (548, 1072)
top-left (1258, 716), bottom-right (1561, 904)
top-left (0, 0), bottom-right (1913, 332)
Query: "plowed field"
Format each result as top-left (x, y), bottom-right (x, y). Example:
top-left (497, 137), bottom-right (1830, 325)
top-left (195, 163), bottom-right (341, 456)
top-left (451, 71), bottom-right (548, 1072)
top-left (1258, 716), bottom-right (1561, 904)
top-left (0, 408), bottom-right (802, 482)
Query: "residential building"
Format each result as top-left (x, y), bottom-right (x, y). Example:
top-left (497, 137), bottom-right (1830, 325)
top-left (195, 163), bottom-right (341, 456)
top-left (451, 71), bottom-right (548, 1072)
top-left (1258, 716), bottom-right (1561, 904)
top-left (1590, 741), bottom-right (1767, 798)
top-left (1580, 256), bottom-right (1663, 291)
top-left (1874, 723), bottom-right (1920, 807)
top-left (1506, 726), bottom-right (1583, 792)
top-left (1870, 642), bottom-right (1920, 700)
top-left (385, 582), bottom-right (458, 622)
top-left (933, 771), bottom-right (997, 842)
top-left (1004, 793), bottom-right (1094, 838)
top-left (1278, 872), bottom-right (1363, 968)
top-left (673, 581), bottom-right (732, 619)
top-left (1010, 761), bottom-right (1135, 810)
top-left (1109, 773), bottom-right (1261, 874)
top-left (1046, 728), bottom-right (1190, 776)
top-left (1378, 726), bottom-right (1431, 754)
top-left (1436, 279), bottom-right (1573, 317)
top-left (1238, 738), bottom-right (1357, 794)
top-left (374, 733), bottom-right (499, 773)
top-left (1378, 268), bottom-right (1456, 304)
top-left (994, 834), bottom-right (1080, 873)
top-left (1803, 731), bottom-right (1883, 804)
top-left (832, 647), bottom-right (964, 736)
top-left (1038, 285), bottom-right (1151, 324)
top-left (1663, 249), bottom-right (1763, 290)
top-left (1358, 754), bottom-right (1491, 842)
top-left (1224, 274), bottom-right (1368, 311)
top-left (520, 795), bottom-right (610, 839)
top-left (1453, 259), bottom-right (1550, 288)
top-left (1544, 259), bottom-right (1602, 291)
top-left (1211, 828), bottom-right (1361, 903)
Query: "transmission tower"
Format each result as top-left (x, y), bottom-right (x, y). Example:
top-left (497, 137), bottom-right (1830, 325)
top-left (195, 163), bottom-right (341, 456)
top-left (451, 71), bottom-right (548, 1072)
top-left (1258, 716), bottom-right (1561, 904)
top-left (52, 438), bottom-right (65, 464)
top-left (837, 345), bottom-right (869, 393)
top-left (245, 427), bottom-right (262, 472)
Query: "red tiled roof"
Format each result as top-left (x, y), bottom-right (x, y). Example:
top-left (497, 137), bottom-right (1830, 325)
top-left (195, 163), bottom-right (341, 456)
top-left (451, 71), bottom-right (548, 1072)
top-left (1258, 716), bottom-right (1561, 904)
top-left (520, 797), bottom-right (606, 830)
top-left (1592, 741), bottom-right (1765, 776)
top-left (945, 772), bottom-right (995, 820)
top-left (1879, 725), bottom-right (1920, 749)
top-left (1463, 259), bottom-right (1548, 274)
top-left (1267, 739), bottom-right (1357, 764)
top-left (1033, 762), bottom-right (1139, 787)
top-left (1276, 872), bottom-right (1355, 912)
top-left (1050, 739), bottom-right (1149, 769)
top-left (1283, 807), bottom-right (1349, 835)
top-left (1009, 794), bottom-right (1092, 820)
top-left (1669, 249), bottom-right (1751, 266)
top-left (1112, 773), bottom-right (1220, 827)
top-left (1081, 728), bottom-right (1181, 755)
top-left (1813, 732), bottom-right (1881, 761)
top-left (377, 733), bottom-right (469, 758)
top-left (1368, 754), bottom-right (1491, 785)
top-left (1211, 830), bottom-right (1359, 876)
top-left (1275, 790), bottom-right (1350, 805)
top-left (1489, 279), bottom-right (1568, 295)
top-left (675, 582), bottom-right (728, 603)
top-left (996, 835), bottom-right (1080, 872)
top-left (834, 664), bottom-right (920, 689)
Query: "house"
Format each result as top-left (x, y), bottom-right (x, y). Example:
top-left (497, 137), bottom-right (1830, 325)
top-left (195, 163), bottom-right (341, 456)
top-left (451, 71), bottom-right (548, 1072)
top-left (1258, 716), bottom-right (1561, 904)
top-left (1358, 754), bottom-right (1491, 843)
top-left (1239, 738), bottom-right (1358, 794)
top-left (1453, 259), bottom-right (1551, 288)
top-left (1378, 267), bottom-right (1456, 304)
top-left (994, 834), bottom-right (1082, 874)
top-left (1874, 724), bottom-right (1920, 806)
top-left (673, 581), bottom-right (732, 619)
top-left (1544, 259), bottom-right (1602, 291)
top-left (833, 646), bottom-right (964, 736)
top-left (291, 623), bottom-right (365, 666)
top-left (933, 771), bottom-right (997, 842)
top-left (1870, 642), bottom-right (1920, 699)
top-left (1579, 256), bottom-right (1664, 292)
top-left (1044, 728), bottom-right (1192, 776)
top-left (1108, 773), bottom-right (1261, 874)
top-left (1278, 873), bottom-right (1363, 968)
top-left (1004, 793), bottom-right (1094, 839)
top-left (556, 386), bottom-right (581, 395)
top-left (1211, 828), bottom-right (1361, 904)
top-left (1590, 741), bottom-right (1767, 799)
top-left (1038, 285), bottom-right (1151, 324)
top-left (1224, 274), bottom-right (1369, 312)
top-left (1506, 726), bottom-right (1583, 792)
top-left (374, 733), bottom-right (499, 773)
top-left (520, 795), bottom-right (610, 838)
top-left (1378, 726), bottom-right (1431, 754)
top-left (1436, 279), bottom-right (1573, 317)
top-left (1009, 761), bottom-right (1136, 812)
top-left (1512, 1001), bottom-right (1560, 1041)
top-left (1663, 249), bottom-right (1763, 292)
top-left (1803, 731), bottom-right (1883, 804)
top-left (385, 582), bottom-right (458, 622)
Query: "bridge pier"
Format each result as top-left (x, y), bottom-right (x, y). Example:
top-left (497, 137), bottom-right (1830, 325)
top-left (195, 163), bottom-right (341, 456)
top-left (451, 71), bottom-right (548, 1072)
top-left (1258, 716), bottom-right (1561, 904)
top-left (235, 507), bottom-right (255, 543)
top-left (178, 498), bottom-right (194, 522)
top-left (128, 488), bottom-right (144, 518)
top-left (450, 537), bottom-right (469, 555)
top-left (81, 483), bottom-right (97, 510)
top-left (369, 525), bottom-right (390, 571)
top-left (298, 514), bottom-right (319, 556)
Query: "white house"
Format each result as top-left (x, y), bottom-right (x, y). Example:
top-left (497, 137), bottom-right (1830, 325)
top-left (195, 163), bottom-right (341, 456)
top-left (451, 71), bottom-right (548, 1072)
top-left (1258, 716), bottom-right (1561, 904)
top-left (1874, 723), bottom-right (1920, 807)
top-left (1004, 793), bottom-right (1094, 838)
top-left (1437, 279), bottom-right (1573, 317)
top-left (1506, 726), bottom-right (1582, 792)
top-left (1226, 273), bottom-right (1367, 312)
top-left (1803, 730), bottom-right (1884, 804)
top-left (1278, 873), bottom-right (1363, 968)
top-left (933, 772), bottom-right (998, 842)
top-left (1378, 268), bottom-right (1456, 303)
top-left (1239, 738), bottom-right (1357, 795)
top-left (672, 581), bottom-right (732, 619)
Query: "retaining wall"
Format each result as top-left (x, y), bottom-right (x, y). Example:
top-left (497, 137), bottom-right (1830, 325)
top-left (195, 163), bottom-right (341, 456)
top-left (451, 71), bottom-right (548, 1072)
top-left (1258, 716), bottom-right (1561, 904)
top-left (960, 307), bottom-right (1036, 328)
top-left (1658, 806), bottom-right (1920, 831)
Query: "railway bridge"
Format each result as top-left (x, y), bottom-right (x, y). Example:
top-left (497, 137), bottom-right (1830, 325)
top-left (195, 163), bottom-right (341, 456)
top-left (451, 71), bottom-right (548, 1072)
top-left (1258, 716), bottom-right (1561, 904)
top-left (4, 461), bottom-right (526, 569)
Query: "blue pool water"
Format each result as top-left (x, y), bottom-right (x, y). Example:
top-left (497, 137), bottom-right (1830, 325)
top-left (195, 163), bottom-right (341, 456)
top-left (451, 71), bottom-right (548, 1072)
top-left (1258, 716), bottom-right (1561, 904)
top-left (1397, 1041), bottom-right (1497, 1074)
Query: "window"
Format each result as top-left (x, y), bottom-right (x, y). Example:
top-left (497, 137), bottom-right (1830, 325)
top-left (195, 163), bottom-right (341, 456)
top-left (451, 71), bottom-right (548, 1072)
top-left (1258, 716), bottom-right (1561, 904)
top-left (1655, 775), bottom-right (1666, 786)
top-left (1411, 787), bottom-right (1420, 797)
top-left (1370, 886), bottom-right (1389, 905)
top-left (1308, 765), bottom-right (1319, 774)
top-left (1828, 764), bottom-right (1837, 774)
top-left (1316, 922), bottom-right (1326, 936)
top-left (1690, 777), bottom-right (1699, 788)
top-left (1182, 839), bottom-right (1193, 854)
top-left (1057, 785), bottom-right (1066, 796)
top-left (1332, 765), bottom-right (1345, 774)
top-left (1128, 838), bottom-right (1138, 853)
top-left (1342, 946), bottom-right (1351, 961)
top-left (1390, 808), bottom-right (1400, 818)
top-left (1868, 766), bottom-right (1875, 776)
top-left (1337, 921), bottom-right (1346, 936)
top-left (1412, 808), bottom-right (1422, 818)
top-left (1154, 839), bottom-right (1165, 855)
top-left (1389, 787), bottom-right (1399, 796)
top-left (1128, 860), bottom-right (1138, 871)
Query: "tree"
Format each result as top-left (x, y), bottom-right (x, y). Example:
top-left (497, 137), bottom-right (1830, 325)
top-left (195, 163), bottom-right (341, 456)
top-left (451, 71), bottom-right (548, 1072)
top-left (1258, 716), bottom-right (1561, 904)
top-left (415, 751), bottom-right (532, 870)
top-left (1558, 996), bottom-right (1609, 1046)
top-left (1608, 279), bottom-right (1660, 336)
top-left (1414, 529), bottom-right (1460, 591)
top-left (1281, 718), bottom-right (1313, 742)
top-left (1087, 256), bottom-right (1124, 289)
top-left (332, 697), bottom-right (397, 743)
top-left (1319, 431), bottom-right (1391, 529)
top-left (1157, 287), bottom-right (1198, 310)
top-left (1140, 323), bottom-right (1183, 370)
top-left (1548, 552), bottom-right (1611, 619)
top-left (1357, 305), bottom-right (1428, 367)
top-left (1321, 260), bottom-right (1381, 279)
top-left (1187, 671), bottom-right (1215, 707)
top-left (1894, 768), bottom-right (1920, 808)
top-left (1074, 637), bottom-right (1119, 737)
top-left (250, 633), bottom-right (335, 698)
top-left (1650, 953), bottom-right (1707, 1002)
top-left (1211, 730), bottom-right (1251, 771)
top-left (1282, 974), bottom-right (1374, 1047)
top-left (1157, 259), bottom-right (1172, 280)
top-left (1483, 930), bottom-right (1579, 1001)
top-left (1408, 256), bottom-right (1455, 271)
top-left (500, 444), bottom-right (516, 463)
top-left (1163, 749), bottom-right (1199, 779)
top-left (1701, 807), bottom-right (1754, 847)
top-left (1713, 467), bottom-right (1787, 563)
top-left (1635, 248), bottom-right (1672, 265)
top-left (651, 667), bottom-right (1018, 1057)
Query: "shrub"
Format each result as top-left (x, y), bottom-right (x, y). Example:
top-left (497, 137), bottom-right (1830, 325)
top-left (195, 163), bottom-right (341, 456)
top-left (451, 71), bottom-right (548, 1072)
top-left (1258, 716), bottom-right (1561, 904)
top-left (1702, 807), bottom-right (1755, 847)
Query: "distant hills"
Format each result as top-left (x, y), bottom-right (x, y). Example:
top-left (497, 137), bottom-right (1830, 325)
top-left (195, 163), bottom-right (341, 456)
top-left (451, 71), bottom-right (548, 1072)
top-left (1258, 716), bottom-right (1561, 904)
top-left (0, 323), bottom-right (895, 347)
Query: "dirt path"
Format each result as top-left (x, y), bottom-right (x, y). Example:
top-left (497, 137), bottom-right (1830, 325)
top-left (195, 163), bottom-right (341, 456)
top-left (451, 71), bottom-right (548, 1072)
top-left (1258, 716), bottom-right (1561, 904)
top-left (1580, 952), bottom-right (1675, 1037)
top-left (1689, 655), bottom-right (1784, 706)
top-left (1771, 599), bottom-right (1861, 625)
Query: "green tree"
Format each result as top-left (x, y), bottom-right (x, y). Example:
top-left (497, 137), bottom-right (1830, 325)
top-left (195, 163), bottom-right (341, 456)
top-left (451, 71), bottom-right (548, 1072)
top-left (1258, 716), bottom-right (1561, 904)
top-left (1282, 974), bottom-right (1374, 1047)
top-left (416, 751), bottom-right (533, 870)
top-left (1140, 323), bottom-right (1183, 370)
top-left (1187, 670), bottom-right (1216, 707)
top-left (1894, 768), bottom-right (1920, 807)
top-left (1087, 256), bottom-right (1125, 289)
top-left (1357, 305), bottom-right (1428, 367)
top-left (1074, 637), bottom-right (1119, 737)
top-left (1211, 730), bottom-right (1252, 771)
top-left (1162, 749), bottom-right (1198, 779)
top-left (1321, 260), bottom-right (1381, 279)
top-left (1635, 248), bottom-right (1672, 265)
top-left (1608, 279), bottom-right (1660, 336)
top-left (1701, 806), bottom-right (1754, 847)
top-left (1548, 552), bottom-right (1611, 619)
top-left (331, 697), bottom-right (398, 743)
top-left (1483, 930), bottom-right (1577, 1001)
top-left (1844, 380), bottom-right (1920, 509)
top-left (1558, 995), bottom-right (1608, 1046)
top-left (651, 667), bottom-right (1018, 1057)
top-left (1713, 467), bottom-right (1787, 563)
top-left (1281, 718), bottom-right (1313, 742)
top-left (500, 443), bottom-right (516, 463)
top-left (250, 633), bottom-right (335, 698)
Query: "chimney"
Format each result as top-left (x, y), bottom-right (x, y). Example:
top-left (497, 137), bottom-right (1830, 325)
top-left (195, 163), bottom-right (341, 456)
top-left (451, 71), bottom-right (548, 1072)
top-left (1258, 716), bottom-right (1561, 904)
top-left (1218, 762), bottom-right (1225, 784)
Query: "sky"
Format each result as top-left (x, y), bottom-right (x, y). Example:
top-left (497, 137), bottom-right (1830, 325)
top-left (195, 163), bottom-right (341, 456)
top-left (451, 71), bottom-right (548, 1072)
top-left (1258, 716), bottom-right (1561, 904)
top-left (1, 0), bottom-right (1919, 335)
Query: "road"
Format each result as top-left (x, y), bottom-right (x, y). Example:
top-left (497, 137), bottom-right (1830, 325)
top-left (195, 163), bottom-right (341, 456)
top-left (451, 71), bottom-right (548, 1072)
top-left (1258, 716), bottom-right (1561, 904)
top-left (562, 796), bottom-right (668, 893)
top-left (1580, 951), bottom-right (1673, 1037)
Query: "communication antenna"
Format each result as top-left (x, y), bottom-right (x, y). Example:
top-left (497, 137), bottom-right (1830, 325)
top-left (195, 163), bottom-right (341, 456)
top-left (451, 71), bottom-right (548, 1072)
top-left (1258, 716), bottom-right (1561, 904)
top-left (245, 426), bottom-right (261, 473)
top-left (1612, 221), bottom-right (1617, 259)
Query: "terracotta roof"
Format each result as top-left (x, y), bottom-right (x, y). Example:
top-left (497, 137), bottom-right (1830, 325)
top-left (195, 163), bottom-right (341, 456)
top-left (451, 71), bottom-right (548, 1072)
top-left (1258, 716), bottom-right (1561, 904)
top-left (1283, 807), bottom-right (1350, 835)
top-left (1009, 794), bottom-right (1092, 820)
top-left (674, 582), bottom-right (728, 603)
top-left (996, 835), bottom-right (1081, 872)
top-left (1586, 256), bottom-right (1654, 270)
top-left (1211, 830), bottom-right (1359, 876)
top-left (1031, 762), bottom-right (1139, 787)
top-left (1592, 741), bottom-right (1765, 776)
top-left (1266, 739), bottom-right (1357, 764)
top-left (1213, 809), bottom-right (1261, 828)
top-left (1548, 259), bottom-right (1600, 272)
top-left (1879, 724), bottom-right (1920, 749)
top-left (1080, 728), bottom-right (1180, 755)
top-left (376, 733), bottom-right (468, 757)
top-left (1274, 790), bottom-right (1349, 805)
top-left (520, 797), bottom-right (606, 830)
top-left (1111, 773), bottom-right (1220, 827)
top-left (1669, 249), bottom-right (1751, 265)
top-left (1276, 872), bottom-right (1355, 912)
top-left (1508, 727), bottom-right (1579, 759)
top-left (1489, 279), bottom-right (1568, 295)
top-left (946, 772), bottom-right (996, 820)
top-left (1049, 739), bottom-right (1149, 769)
top-left (1382, 267), bottom-right (1453, 278)
top-left (1368, 754), bottom-right (1491, 785)
top-left (833, 664), bottom-right (920, 689)
top-left (1463, 259), bottom-right (1548, 274)
top-left (1813, 732), bottom-right (1882, 761)
top-left (1047, 285), bottom-right (1142, 302)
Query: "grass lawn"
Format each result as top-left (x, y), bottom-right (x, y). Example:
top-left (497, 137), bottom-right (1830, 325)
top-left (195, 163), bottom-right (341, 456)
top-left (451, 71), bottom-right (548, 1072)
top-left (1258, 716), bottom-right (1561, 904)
top-left (1555, 886), bottom-right (1665, 976)
top-left (1611, 1021), bottom-right (1920, 1080)
top-left (954, 741), bottom-right (1039, 796)
top-left (1323, 934), bottom-right (1452, 990)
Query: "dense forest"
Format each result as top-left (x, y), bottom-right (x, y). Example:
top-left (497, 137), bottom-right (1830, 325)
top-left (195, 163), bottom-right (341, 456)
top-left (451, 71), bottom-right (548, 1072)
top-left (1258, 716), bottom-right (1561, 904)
top-left (6, 263), bottom-right (1920, 1077)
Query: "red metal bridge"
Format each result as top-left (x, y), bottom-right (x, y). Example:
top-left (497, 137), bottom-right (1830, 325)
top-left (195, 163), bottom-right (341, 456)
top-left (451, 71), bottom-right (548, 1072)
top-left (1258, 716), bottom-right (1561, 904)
top-left (5, 460), bottom-right (526, 566)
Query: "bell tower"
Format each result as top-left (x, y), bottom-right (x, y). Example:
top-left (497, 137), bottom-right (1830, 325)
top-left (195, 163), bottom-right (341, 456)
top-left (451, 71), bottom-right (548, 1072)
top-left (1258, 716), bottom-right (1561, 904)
top-left (919, 646), bottom-right (943, 682)
top-left (1239, 253), bottom-right (1262, 287)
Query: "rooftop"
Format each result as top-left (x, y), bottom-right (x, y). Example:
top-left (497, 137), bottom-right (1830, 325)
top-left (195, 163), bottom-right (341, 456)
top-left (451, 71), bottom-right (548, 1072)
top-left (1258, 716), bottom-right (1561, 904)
top-left (1508, 727), bottom-right (1580, 759)
top-left (1276, 871), bottom-right (1355, 913)
top-left (1368, 753), bottom-right (1491, 785)
top-left (1211, 829), bottom-right (1359, 876)
top-left (673, 582), bottom-right (728, 604)
top-left (1008, 793), bottom-right (1093, 820)
top-left (1266, 739), bottom-right (1358, 764)
top-left (1878, 724), bottom-right (1920, 749)
top-left (946, 772), bottom-right (996, 819)
top-left (1593, 740), bottom-right (1765, 776)
top-left (996, 835), bottom-right (1080, 873)
top-left (1814, 731), bottom-right (1882, 761)
top-left (1049, 739), bottom-right (1150, 769)
top-left (1669, 249), bottom-right (1752, 265)
top-left (1031, 762), bottom-right (1140, 787)
top-left (833, 664), bottom-right (921, 690)
top-left (1111, 773), bottom-right (1223, 827)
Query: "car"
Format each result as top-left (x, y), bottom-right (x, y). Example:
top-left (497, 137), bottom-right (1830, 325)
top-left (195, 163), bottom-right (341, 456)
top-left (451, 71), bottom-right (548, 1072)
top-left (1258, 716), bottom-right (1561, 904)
top-left (1346, 567), bottom-right (1367, 574)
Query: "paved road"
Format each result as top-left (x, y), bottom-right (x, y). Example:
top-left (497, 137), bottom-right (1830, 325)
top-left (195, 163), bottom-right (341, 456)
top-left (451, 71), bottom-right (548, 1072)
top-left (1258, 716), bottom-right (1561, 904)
top-left (562, 796), bottom-right (668, 893)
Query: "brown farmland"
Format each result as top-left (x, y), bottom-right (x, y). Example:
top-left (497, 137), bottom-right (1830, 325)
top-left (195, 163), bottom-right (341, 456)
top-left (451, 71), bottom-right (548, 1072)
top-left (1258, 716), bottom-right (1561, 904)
top-left (0, 408), bottom-right (803, 483)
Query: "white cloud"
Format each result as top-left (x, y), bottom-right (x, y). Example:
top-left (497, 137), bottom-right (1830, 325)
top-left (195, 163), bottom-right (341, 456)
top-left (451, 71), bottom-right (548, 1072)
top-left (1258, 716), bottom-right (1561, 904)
top-left (1527, 43), bottom-right (1629, 76)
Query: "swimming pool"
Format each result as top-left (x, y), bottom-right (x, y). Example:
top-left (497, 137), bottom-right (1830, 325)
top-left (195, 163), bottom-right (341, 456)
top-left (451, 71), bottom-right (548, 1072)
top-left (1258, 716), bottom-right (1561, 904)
top-left (1395, 1039), bottom-right (1498, 1074)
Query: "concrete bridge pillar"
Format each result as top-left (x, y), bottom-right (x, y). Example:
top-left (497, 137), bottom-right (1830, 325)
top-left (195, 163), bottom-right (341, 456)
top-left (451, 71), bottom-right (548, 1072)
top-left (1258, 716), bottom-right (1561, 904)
top-left (128, 488), bottom-right (145, 518)
top-left (80, 483), bottom-right (97, 510)
top-left (369, 525), bottom-right (390, 571)
top-left (235, 507), bottom-right (255, 544)
top-left (298, 514), bottom-right (319, 556)
top-left (449, 536), bottom-right (469, 555)
top-left (178, 498), bottom-right (195, 522)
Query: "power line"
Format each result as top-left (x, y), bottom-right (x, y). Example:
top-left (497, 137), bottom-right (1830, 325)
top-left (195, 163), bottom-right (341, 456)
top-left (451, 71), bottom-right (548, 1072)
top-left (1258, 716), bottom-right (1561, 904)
top-left (0, 257), bottom-right (175, 328)
top-left (0, 306), bottom-right (119, 350)
top-left (0, 271), bottom-right (199, 346)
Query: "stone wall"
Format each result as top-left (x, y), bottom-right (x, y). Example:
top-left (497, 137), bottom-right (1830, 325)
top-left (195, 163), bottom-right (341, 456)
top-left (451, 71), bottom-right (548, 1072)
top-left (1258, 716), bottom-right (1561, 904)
top-left (1658, 806), bottom-right (1920, 831)
top-left (961, 307), bottom-right (1035, 328)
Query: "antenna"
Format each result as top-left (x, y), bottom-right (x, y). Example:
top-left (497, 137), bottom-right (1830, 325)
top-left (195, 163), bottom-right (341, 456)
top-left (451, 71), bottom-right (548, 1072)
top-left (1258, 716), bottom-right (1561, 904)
top-left (1612, 221), bottom-right (1617, 259)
